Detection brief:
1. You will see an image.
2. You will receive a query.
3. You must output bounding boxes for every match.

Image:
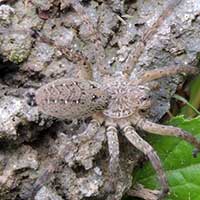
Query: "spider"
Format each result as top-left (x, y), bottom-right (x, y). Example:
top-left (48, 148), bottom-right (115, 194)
top-left (25, 0), bottom-right (200, 199)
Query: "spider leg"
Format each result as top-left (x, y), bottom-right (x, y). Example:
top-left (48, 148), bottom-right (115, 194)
top-left (106, 124), bottom-right (120, 191)
top-left (128, 184), bottom-right (162, 200)
top-left (24, 161), bottom-right (57, 200)
top-left (137, 119), bottom-right (200, 157)
top-left (142, 0), bottom-right (182, 44)
top-left (123, 0), bottom-right (182, 76)
top-left (24, 119), bottom-right (100, 199)
top-left (72, 119), bottom-right (101, 144)
top-left (146, 81), bottom-right (160, 90)
top-left (71, 0), bottom-right (111, 77)
top-left (134, 66), bottom-right (199, 85)
top-left (123, 125), bottom-right (169, 199)
top-left (36, 32), bottom-right (93, 80)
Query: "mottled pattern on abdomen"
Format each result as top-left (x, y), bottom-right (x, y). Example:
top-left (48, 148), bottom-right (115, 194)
top-left (35, 78), bottom-right (109, 119)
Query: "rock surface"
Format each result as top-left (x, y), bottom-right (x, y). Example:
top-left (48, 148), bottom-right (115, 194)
top-left (0, 0), bottom-right (200, 200)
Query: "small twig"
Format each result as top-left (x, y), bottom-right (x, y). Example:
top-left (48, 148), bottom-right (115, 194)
top-left (173, 94), bottom-right (200, 115)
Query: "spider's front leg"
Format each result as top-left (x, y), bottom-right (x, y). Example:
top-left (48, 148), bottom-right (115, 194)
top-left (123, 0), bottom-right (182, 76)
top-left (123, 125), bottom-right (169, 199)
top-left (105, 123), bottom-right (120, 192)
top-left (70, 0), bottom-right (111, 77)
top-left (135, 66), bottom-right (199, 84)
top-left (137, 119), bottom-right (200, 157)
top-left (36, 32), bottom-right (93, 80)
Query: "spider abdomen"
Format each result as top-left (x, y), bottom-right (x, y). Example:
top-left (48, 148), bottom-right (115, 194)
top-left (35, 78), bottom-right (109, 119)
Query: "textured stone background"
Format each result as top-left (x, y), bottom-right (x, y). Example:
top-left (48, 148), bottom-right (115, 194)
top-left (0, 0), bottom-right (200, 199)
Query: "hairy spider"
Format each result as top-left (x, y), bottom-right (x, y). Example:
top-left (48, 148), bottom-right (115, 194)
top-left (26, 0), bottom-right (200, 199)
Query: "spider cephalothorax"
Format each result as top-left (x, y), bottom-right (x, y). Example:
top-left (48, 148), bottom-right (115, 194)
top-left (102, 72), bottom-right (152, 119)
top-left (26, 0), bottom-right (200, 199)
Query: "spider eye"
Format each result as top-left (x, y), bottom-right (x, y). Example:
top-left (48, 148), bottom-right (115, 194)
top-left (92, 95), bottom-right (98, 101)
top-left (140, 95), bottom-right (151, 101)
top-left (90, 84), bottom-right (97, 89)
top-left (140, 96), bottom-right (149, 101)
top-left (141, 97), bottom-right (147, 101)
top-left (140, 109), bottom-right (146, 113)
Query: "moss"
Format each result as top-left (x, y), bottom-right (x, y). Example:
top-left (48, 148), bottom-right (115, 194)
top-left (8, 49), bottom-right (30, 64)
top-left (0, 33), bottom-right (32, 64)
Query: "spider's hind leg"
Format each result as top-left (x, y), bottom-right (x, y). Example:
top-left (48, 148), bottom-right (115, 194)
top-left (105, 124), bottom-right (120, 193)
top-left (123, 125), bottom-right (169, 199)
top-left (128, 184), bottom-right (163, 200)
top-left (137, 119), bottom-right (200, 156)
top-left (136, 66), bottom-right (199, 84)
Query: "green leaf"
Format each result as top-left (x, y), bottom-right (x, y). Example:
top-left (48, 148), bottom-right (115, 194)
top-left (132, 116), bottom-right (200, 200)
top-left (181, 75), bottom-right (200, 117)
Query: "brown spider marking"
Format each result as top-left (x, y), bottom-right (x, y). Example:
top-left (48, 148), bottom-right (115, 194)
top-left (25, 0), bottom-right (200, 199)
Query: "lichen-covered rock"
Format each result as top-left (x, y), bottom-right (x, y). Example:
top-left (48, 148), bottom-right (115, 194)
top-left (0, 0), bottom-right (199, 200)
top-left (0, 96), bottom-right (53, 142)
top-left (0, 145), bottom-right (38, 199)
top-left (0, 32), bottom-right (33, 64)
top-left (32, 0), bottom-right (53, 11)
top-left (77, 167), bottom-right (104, 197)
top-left (56, 127), bottom-right (106, 170)
top-left (35, 187), bottom-right (63, 200)
top-left (0, 96), bottom-right (24, 140)
top-left (22, 42), bottom-right (55, 74)
top-left (56, 166), bottom-right (104, 200)
top-left (0, 5), bottom-right (15, 27)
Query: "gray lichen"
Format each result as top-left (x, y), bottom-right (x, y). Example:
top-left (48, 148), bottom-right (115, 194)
top-left (0, 145), bottom-right (38, 199)
top-left (0, 5), bottom-right (14, 27)
top-left (0, 32), bottom-right (33, 64)
top-left (0, 96), bottom-right (28, 141)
